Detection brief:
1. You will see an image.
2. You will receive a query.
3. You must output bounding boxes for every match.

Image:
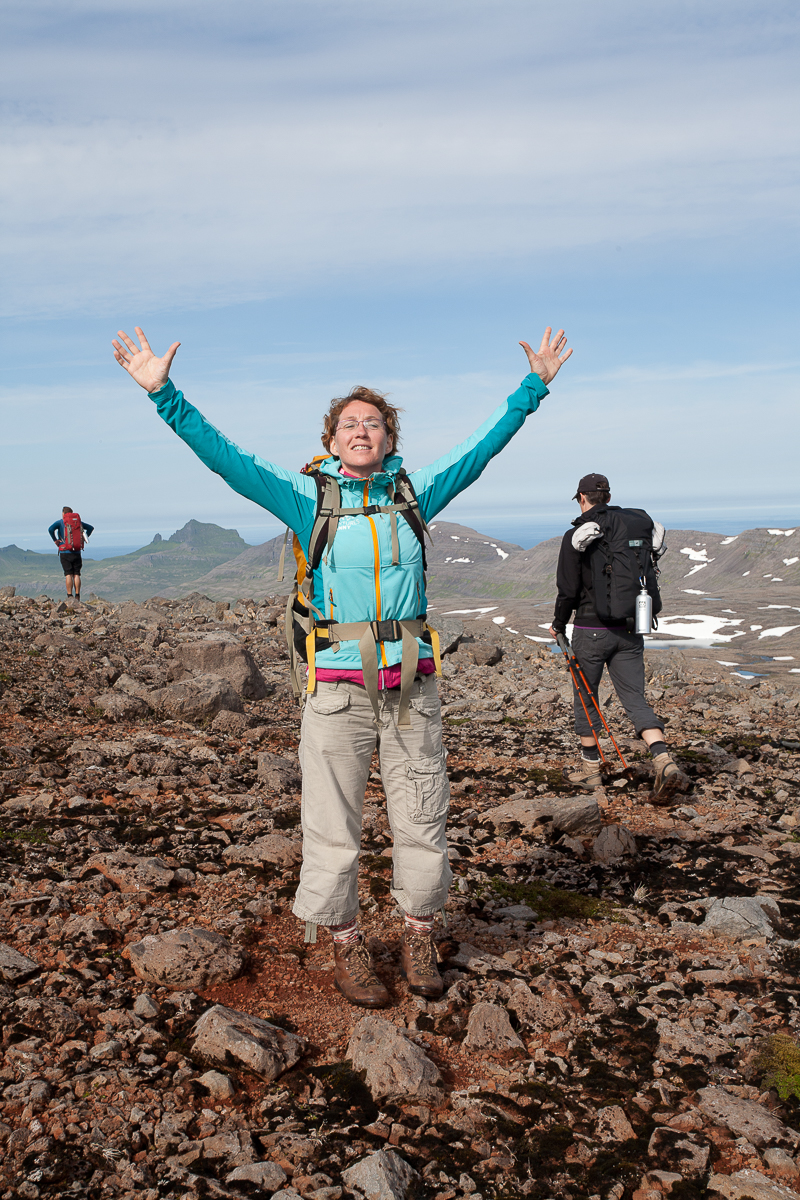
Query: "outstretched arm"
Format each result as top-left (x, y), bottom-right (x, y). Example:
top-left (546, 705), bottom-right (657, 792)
top-left (411, 327), bottom-right (573, 520)
top-left (112, 327), bottom-right (181, 393)
top-left (111, 327), bottom-right (318, 542)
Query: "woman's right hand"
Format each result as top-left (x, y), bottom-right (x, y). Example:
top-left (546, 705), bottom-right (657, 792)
top-left (519, 327), bottom-right (572, 385)
top-left (112, 327), bottom-right (181, 393)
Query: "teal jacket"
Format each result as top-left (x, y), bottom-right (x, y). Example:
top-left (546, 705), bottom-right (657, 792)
top-left (149, 373), bottom-right (548, 672)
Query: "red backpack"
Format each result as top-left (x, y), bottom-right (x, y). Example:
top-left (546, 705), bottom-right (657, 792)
top-left (61, 512), bottom-right (85, 551)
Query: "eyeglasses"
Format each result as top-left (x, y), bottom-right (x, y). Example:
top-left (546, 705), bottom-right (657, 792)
top-left (336, 418), bottom-right (386, 432)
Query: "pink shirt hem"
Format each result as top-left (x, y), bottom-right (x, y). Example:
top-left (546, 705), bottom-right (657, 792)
top-left (315, 657), bottom-right (437, 689)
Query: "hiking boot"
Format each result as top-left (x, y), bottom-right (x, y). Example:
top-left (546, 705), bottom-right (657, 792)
top-left (562, 760), bottom-right (603, 791)
top-left (652, 752), bottom-right (681, 801)
top-left (400, 930), bottom-right (444, 999)
top-left (333, 937), bottom-right (389, 1009)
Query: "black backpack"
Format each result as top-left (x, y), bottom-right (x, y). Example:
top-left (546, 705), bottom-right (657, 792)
top-left (577, 506), bottom-right (663, 628)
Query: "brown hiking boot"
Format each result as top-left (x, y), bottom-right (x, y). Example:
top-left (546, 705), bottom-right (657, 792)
top-left (652, 752), bottom-right (681, 802)
top-left (400, 930), bottom-right (444, 999)
top-left (562, 760), bottom-right (603, 791)
top-left (333, 937), bottom-right (389, 1009)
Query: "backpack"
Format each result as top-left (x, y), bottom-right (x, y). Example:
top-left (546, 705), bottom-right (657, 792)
top-left (61, 512), bottom-right (85, 551)
top-left (574, 506), bottom-right (664, 629)
top-left (277, 457), bottom-right (437, 705)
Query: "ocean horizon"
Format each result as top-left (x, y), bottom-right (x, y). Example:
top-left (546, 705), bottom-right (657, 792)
top-left (5, 505), bottom-right (800, 560)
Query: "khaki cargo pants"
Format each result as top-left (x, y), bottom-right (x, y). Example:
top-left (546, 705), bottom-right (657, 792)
top-left (291, 674), bottom-right (452, 926)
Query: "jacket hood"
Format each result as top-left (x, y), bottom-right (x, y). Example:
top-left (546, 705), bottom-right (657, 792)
top-left (319, 452), bottom-right (405, 482)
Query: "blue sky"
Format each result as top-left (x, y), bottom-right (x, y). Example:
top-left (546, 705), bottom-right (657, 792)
top-left (2, 0), bottom-right (799, 552)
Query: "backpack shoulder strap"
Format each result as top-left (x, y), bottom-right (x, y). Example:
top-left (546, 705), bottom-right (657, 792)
top-left (310, 473), bottom-right (342, 571)
top-left (393, 468), bottom-right (431, 570)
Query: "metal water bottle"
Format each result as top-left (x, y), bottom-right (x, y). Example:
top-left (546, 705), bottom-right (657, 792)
top-left (635, 579), bottom-right (652, 634)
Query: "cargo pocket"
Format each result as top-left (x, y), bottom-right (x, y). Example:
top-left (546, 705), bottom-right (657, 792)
top-left (308, 690), bottom-right (351, 716)
top-left (410, 695), bottom-right (440, 719)
top-left (405, 753), bottom-right (449, 823)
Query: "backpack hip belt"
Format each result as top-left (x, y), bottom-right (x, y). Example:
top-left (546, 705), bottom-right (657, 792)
top-left (304, 617), bottom-right (442, 728)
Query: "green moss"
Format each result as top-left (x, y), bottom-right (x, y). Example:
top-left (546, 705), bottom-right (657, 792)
top-left (525, 767), bottom-right (574, 794)
top-left (758, 1033), bottom-right (800, 1101)
top-left (0, 826), bottom-right (49, 844)
top-left (674, 749), bottom-right (712, 763)
top-left (483, 879), bottom-right (619, 922)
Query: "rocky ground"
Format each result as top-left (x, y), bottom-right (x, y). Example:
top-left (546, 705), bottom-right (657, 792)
top-left (2, 586), bottom-right (800, 1200)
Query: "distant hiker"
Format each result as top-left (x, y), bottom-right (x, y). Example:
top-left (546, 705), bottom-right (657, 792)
top-left (113, 324), bottom-right (573, 1008)
top-left (48, 507), bottom-right (94, 601)
top-left (549, 473), bottom-right (681, 801)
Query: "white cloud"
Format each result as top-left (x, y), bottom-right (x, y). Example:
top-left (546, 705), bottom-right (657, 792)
top-left (1, 1), bottom-right (798, 316)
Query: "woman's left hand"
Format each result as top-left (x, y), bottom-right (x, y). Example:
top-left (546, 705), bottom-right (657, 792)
top-left (519, 327), bottom-right (573, 385)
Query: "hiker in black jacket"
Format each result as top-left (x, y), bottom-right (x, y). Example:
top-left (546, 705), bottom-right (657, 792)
top-left (550, 473), bottom-right (681, 801)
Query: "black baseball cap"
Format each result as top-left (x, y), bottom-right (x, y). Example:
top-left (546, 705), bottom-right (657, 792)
top-left (573, 473), bottom-right (610, 500)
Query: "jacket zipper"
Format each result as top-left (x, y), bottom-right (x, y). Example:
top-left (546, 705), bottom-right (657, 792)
top-left (363, 480), bottom-right (388, 667)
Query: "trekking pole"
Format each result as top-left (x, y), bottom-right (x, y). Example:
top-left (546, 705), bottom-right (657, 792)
top-left (555, 633), bottom-right (630, 773)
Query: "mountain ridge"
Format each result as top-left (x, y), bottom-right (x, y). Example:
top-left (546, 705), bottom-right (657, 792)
top-left (2, 518), bottom-right (799, 606)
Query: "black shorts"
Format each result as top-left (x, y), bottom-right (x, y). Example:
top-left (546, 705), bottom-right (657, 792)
top-left (59, 551), bottom-right (82, 576)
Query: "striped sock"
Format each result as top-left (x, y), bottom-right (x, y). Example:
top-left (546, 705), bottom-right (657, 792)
top-left (404, 913), bottom-right (435, 936)
top-left (329, 918), bottom-right (360, 945)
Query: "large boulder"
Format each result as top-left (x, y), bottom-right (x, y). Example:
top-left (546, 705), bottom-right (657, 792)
top-left (347, 1015), bottom-right (444, 1105)
top-left (222, 834), bottom-right (302, 870)
top-left (483, 793), bottom-right (602, 838)
top-left (707, 1168), bottom-right (800, 1199)
top-left (175, 638), bottom-right (268, 700)
top-left (192, 1004), bottom-right (305, 1081)
top-left (697, 1086), bottom-right (789, 1147)
top-left (701, 896), bottom-right (781, 940)
top-left (113, 674), bottom-right (153, 702)
top-left (127, 927), bottom-right (245, 988)
top-left (656, 1018), bottom-right (732, 1064)
top-left (257, 752), bottom-right (301, 791)
top-left (507, 980), bottom-right (578, 1033)
top-left (60, 915), bottom-right (113, 949)
top-left (342, 1149), bottom-right (420, 1200)
top-left (94, 691), bottom-right (150, 720)
top-left (592, 824), bottom-right (637, 863)
top-left (0, 943), bottom-right (40, 984)
top-left (83, 850), bottom-right (175, 893)
top-left (225, 1163), bottom-right (288, 1190)
top-left (463, 1002), bottom-right (525, 1051)
top-left (443, 941), bottom-right (522, 977)
top-left (148, 673), bottom-right (244, 722)
top-left (596, 1105), bottom-right (636, 1143)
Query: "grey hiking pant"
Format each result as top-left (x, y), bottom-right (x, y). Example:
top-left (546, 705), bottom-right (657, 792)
top-left (571, 626), bottom-right (665, 739)
top-left (291, 674), bottom-right (452, 927)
